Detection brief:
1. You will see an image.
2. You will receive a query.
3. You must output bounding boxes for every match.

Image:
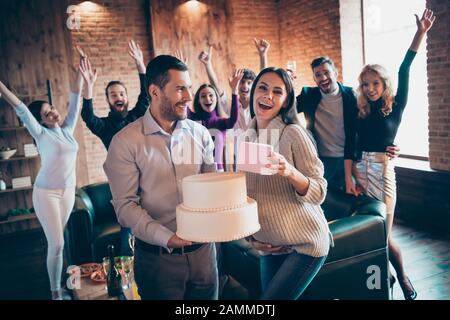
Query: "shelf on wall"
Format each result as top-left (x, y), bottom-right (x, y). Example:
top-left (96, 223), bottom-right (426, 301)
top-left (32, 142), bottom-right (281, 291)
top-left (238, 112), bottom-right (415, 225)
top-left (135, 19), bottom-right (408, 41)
top-left (0, 186), bottom-right (33, 194)
top-left (0, 126), bottom-right (26, 132)
top-left (0, 155), bottom-right (39, 163)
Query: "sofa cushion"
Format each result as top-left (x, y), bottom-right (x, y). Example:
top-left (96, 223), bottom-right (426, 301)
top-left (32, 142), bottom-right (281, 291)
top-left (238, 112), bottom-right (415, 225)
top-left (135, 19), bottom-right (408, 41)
top-left (83, 183), bottom-right (116, 226)
top-left (92, 221), bottom-right (121, 262)
top-left (327, 215), bottom-right (387, 263)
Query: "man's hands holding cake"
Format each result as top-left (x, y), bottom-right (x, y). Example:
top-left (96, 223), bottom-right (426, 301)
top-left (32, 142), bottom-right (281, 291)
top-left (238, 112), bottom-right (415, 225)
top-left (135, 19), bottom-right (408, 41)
top-left (167, 234), bottom-right (193, 248)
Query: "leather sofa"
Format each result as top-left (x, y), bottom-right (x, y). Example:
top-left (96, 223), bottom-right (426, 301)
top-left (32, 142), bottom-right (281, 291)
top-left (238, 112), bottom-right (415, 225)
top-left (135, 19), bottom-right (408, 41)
top-left (222, 187), bottom-right (390, 300)
top-left (66, 182), bottom-right (390, 299)
top-left (66, 182), bottom-right (121, 264)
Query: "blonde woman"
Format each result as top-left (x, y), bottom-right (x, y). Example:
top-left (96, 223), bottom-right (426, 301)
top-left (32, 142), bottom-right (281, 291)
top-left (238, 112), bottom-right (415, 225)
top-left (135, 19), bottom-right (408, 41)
top-left (346, 9), bottom-right (436, 300)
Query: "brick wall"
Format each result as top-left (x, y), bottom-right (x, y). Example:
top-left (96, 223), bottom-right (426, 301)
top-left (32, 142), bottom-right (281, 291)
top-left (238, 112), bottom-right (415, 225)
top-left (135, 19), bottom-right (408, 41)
top-left (70, 0), bottom-right (153, 184)
top-left (74, 0), bottom-right (450, 185)
top-left (228, 0), bottom-right (282, 74)
top-left (277, 0), bottom-right (343, 91)
top-left (426, 0), bottom-right (450, 171)
top-left (228, 0), bottom-right (343, 96)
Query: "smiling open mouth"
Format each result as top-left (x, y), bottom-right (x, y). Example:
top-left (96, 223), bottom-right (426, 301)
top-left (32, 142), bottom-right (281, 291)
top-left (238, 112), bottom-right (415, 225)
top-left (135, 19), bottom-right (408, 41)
top-left (258, 102), bottom-right (272, 110)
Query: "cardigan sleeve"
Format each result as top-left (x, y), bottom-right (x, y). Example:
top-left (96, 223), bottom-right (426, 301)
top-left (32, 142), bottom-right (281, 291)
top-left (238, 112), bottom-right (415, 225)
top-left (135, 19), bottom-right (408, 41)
top-left (287, 125), bottom-right (327, 205)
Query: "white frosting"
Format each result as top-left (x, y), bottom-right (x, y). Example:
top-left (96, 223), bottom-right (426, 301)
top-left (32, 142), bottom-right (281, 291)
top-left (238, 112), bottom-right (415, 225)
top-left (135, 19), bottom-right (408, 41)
top-left (176, 198), bottom-right (260, 242)
top-left (182, 172), bottom-right (247, 209)
top-left (176, 172), bottom-right (260, 242)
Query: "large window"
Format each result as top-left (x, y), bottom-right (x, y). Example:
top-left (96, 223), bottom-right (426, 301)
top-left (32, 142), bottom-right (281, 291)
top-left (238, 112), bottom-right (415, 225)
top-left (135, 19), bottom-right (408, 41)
top-left (363, 0), bottom-right (428, 158)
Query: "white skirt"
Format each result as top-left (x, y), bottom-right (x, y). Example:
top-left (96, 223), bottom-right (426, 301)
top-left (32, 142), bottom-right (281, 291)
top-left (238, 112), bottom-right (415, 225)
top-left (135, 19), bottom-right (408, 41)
top-left (353, 152), bottom-right (396, 215)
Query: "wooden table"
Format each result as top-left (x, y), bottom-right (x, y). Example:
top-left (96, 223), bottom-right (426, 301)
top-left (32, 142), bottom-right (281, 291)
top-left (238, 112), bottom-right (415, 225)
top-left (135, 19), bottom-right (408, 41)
top-left (73, 275), bottom-right (139, 300)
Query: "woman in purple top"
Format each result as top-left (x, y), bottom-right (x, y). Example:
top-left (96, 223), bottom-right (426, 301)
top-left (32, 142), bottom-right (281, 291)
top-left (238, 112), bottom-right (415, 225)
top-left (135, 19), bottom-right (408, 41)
top-left (189, 69), bottom-right (243, 171)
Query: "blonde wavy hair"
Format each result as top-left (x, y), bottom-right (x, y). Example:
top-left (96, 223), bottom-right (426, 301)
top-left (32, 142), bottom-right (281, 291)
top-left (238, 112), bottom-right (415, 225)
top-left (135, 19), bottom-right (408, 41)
top-left (357, 64), bottom-right (394, 118)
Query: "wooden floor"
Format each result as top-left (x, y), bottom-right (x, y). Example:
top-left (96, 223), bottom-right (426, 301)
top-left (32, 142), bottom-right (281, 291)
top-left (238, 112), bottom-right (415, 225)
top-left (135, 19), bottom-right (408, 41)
top-left (391, 220), bottom-right (450, 300)
top-left (0, 220), bottom-right (449, 300)
top-left (222, 219), bottom-right (450, 300)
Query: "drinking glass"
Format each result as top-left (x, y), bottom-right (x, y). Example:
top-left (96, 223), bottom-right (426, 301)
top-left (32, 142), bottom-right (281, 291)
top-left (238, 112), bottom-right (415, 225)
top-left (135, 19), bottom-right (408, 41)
top-left (102, 256), bottom-right (109, 290)
top-left (287, 60), bottom-right (297, 73)
top-left (121, 256), bottom-right (133, 289)
top-left (102, 256), bottom-right (109, 275)
top-left (128, 234), bottom-right (135, 256)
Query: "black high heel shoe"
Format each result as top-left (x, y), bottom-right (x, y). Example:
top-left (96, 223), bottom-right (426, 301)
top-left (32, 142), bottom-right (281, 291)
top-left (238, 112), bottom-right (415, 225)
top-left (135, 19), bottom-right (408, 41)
top-left (389, 274), bottom-right (396, 299)
top-left (400, 277), bottom-right (417, 300)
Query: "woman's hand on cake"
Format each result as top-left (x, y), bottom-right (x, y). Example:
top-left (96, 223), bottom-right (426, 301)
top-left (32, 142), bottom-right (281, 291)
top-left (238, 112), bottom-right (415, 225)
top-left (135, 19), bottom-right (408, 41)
top-left (167, 234), bottom-right (193, 248)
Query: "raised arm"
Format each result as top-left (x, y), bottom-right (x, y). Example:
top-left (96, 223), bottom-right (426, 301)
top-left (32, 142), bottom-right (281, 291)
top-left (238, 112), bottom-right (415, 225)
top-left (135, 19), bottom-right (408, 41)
top-left (0, 80), bottom-right (22, 108)
top-left (410, 9), bottom-right (435, 52)
top-left (198, 46), bottom-right (224, 97)
top-left (173, 50), bottom-right (188, 65)
top-left (0, 80), bottom-right (43, 138)
top-left (128, 39), bottom-right (146, 74)
top-left (63, 49), bottom-right (84, 131)
top-left (222, 69), bottom-right (244, 128)
top-left (79, 51), bottom-right (98, 100)
top-left (254, 38), bottom-right (270, 70)
top-left (396, 9), bottom-right (436, 110)
top-left (71, 46), bottom-right (84, 95)
top-left (128, 40), bottom-right (150, 118)
top-left (78, 51), bottom-right (106, 135)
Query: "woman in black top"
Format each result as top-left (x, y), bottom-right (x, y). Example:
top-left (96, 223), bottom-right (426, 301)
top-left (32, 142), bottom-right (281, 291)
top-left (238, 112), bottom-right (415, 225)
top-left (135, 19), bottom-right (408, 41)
top-left (347, 9), bottom-right (435, 300)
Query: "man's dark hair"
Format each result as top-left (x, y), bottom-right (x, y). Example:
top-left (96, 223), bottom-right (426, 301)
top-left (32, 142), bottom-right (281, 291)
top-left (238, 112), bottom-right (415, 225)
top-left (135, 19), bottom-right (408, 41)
top-left (105, 81), bottom-right (127, 98)
top-left (249, 67), bottom-right (299, 126)
top-left (242, 68), bottom-right (256, 82)
top-left (310, 56), bottom-right (336, 70)
top-left (145, 55), bottom-right (188, 93)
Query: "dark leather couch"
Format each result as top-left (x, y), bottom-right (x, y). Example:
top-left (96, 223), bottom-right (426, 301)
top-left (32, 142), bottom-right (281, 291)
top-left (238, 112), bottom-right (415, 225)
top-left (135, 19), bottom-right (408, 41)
top-left (222, 188), bottom-right (390, 300)
top-left (66, 182), bottom-right (390, 299)
top-left (66, 182), bottom-right (121, 264)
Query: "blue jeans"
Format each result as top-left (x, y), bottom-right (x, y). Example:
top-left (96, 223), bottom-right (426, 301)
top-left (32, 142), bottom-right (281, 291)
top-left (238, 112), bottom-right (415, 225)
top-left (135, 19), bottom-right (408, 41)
top-left (320, 156), bottom-right (345, 190)
top-left (260, 252), bottom-right (327, 300)
top-left (120, 227), bottom-right (133, 256)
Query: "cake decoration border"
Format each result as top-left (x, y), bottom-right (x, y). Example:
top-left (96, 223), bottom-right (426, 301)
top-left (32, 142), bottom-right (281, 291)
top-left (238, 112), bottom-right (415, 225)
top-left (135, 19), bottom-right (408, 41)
top-left (176, 225), bottom-right (261, 243)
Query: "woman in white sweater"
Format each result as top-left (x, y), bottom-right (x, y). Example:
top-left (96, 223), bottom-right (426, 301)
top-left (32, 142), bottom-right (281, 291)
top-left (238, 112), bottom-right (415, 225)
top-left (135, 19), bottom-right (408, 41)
top-left (244, 67), bottom-right (331, 299)
top-left (0, 53), bottom-right (86, 300)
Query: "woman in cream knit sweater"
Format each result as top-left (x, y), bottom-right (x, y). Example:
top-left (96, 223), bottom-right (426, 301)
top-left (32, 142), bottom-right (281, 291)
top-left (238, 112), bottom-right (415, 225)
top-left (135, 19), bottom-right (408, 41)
top-left (243, 67), bottom-right (331, 300)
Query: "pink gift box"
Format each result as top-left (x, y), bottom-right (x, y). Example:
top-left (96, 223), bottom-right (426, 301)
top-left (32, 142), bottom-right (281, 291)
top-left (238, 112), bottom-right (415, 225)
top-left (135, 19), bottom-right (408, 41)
top-left (237, 142), bottom-right (274, 175)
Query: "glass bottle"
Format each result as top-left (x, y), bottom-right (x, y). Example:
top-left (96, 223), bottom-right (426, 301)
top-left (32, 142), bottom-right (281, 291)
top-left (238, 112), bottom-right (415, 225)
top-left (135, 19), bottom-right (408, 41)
top-left (106, 245), bottom-right (122, 297)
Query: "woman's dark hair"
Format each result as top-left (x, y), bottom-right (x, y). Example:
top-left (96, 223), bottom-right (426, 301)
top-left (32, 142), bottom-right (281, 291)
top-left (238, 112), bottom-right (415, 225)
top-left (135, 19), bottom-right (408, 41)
top-left (191, 84), bottom-right (220, 121)
top-left (27, 100), bottom-right (47, 124)
top-left (249, 67), bottom-right (299, 125)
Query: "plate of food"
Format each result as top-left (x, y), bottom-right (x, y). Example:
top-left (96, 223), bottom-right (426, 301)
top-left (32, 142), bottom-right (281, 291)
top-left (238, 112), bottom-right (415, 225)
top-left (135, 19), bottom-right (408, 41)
top-left (79, 263), bottom-right (102, 278)
top-left (90, 270), bottom-right (106, 283)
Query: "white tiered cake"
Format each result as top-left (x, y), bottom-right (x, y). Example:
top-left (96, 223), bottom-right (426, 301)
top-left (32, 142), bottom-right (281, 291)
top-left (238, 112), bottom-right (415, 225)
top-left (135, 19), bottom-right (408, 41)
top-left (176, 172), bottom-right (260, 242)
